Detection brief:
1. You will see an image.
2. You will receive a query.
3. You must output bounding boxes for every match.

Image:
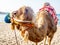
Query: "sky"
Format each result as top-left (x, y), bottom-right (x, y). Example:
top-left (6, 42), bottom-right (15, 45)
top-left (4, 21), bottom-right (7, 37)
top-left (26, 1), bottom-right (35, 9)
top-left (0, 0), bottom-right (60, 14)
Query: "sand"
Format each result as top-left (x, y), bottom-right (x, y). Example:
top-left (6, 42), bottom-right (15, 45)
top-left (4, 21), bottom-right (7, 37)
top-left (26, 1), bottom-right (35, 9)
top-left (0, 23), bottom-right (60, 45)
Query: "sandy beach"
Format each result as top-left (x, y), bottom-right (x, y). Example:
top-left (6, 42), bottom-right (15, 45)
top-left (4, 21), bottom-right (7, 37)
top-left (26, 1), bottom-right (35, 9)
top-left (0, 23), bottom-right (60, 45)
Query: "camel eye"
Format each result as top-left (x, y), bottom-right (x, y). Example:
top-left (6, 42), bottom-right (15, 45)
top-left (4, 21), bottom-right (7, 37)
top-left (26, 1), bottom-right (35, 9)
top-left (14, 12), bottom-right (16, 14)
top-left (13, 11), bottom-right (18, 15)
top-left (25, 9), bottom-right (28, 13)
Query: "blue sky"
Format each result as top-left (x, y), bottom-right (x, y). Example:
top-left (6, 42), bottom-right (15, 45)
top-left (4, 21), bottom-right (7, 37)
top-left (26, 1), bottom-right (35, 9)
top-left (0, 0), bottom-right (60, 14)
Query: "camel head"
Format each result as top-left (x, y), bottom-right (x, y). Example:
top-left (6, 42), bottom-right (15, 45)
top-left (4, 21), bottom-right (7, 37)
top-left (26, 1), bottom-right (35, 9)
top-left (12, 6), bottom-right (34, 21)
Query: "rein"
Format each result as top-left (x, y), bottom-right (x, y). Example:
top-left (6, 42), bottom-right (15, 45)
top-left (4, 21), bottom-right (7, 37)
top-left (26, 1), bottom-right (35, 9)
top-left (13, 18), bottom-right (34, 26)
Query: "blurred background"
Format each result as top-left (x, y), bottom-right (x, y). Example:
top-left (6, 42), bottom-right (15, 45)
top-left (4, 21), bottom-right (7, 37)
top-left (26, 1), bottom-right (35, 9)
top-left (0, 0), bottom-right (60, 25)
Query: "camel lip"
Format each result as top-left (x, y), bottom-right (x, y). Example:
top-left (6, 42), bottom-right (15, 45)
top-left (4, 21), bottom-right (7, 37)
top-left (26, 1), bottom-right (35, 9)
top-left (13, 18), bottom-right (31, 23)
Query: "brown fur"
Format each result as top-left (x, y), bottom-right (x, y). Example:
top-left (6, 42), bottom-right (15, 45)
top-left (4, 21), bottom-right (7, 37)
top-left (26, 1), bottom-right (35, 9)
top-left (35, 10), bottom-right (57, 45)
top-left (19, 10), bottom-right (57, 45)
top-left (11, 6), bottom-right (57, 45)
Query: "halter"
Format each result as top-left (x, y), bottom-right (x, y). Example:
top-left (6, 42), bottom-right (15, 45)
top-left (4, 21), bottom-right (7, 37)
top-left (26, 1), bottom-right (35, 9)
top-left (13, 18), bottom-right (34, 31)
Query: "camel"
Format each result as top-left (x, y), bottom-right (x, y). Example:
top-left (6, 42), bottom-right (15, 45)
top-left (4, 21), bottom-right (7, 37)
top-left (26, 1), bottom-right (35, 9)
top-left (10, 6), bottom-right (57, 45)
